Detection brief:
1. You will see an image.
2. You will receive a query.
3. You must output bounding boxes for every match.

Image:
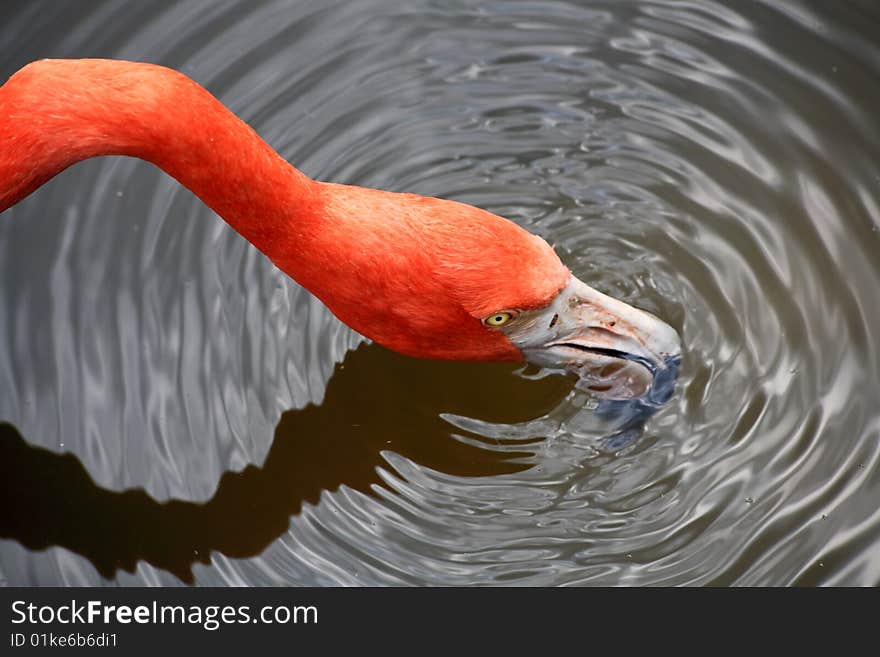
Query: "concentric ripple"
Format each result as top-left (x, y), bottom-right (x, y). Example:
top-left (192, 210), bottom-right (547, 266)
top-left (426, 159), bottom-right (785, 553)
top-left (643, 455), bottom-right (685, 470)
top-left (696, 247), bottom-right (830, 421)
top-left (1, 0), bottom-right (879, 586)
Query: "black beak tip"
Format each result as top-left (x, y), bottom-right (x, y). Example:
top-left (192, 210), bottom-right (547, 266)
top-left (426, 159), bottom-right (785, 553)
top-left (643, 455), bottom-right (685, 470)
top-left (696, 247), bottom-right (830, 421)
top-left (646, 355), bottom-right (681, 405)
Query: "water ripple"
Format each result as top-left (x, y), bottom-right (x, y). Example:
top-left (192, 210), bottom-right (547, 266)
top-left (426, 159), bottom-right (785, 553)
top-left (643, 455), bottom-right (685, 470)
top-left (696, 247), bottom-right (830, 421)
top-left (1, 0), bottom-right (879, 586)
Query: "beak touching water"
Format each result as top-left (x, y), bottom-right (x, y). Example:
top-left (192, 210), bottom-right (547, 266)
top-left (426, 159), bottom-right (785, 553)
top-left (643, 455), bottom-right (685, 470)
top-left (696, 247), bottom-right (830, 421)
top-left (502, 276), bottom-right (681, 399)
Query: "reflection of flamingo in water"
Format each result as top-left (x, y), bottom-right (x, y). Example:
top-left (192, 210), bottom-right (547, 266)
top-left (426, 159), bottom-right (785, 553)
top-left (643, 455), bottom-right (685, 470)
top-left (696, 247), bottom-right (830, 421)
top-left (0, 343), bottom-right (676, 582)
top-left (0, 346), bottom-right (573, 582)
top-left (0, 59), bottom-right (679, 397)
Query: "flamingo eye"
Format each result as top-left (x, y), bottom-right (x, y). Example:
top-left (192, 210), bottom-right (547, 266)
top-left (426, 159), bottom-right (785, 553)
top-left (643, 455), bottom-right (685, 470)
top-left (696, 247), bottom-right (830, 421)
top-left (484, 311), bottom-right (514, 327)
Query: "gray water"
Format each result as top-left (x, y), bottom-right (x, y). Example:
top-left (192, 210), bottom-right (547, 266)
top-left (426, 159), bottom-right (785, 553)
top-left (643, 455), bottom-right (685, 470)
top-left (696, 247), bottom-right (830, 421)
top-left (1, 0), bottom-right (879, 586)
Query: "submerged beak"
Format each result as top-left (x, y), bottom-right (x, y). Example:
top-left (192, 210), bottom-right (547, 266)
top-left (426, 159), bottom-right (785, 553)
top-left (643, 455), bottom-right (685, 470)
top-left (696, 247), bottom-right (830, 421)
top-left (508, 276), bottom-right (681, 399)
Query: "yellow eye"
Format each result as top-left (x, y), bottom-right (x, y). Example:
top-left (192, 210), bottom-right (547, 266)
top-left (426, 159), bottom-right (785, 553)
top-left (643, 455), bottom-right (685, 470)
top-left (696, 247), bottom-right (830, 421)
top-left (484, 311), bottom-right (513, 327)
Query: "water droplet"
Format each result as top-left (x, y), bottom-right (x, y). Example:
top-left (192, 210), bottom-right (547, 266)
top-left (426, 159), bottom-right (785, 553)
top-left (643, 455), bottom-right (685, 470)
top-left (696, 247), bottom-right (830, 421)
top-left (745, 497), bottom-right (754, 505)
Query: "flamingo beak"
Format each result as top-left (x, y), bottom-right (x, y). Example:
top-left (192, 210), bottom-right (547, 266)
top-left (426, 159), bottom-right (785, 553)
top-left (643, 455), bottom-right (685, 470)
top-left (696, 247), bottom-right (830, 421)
top-left (506, 276), bottom-right (681, 399)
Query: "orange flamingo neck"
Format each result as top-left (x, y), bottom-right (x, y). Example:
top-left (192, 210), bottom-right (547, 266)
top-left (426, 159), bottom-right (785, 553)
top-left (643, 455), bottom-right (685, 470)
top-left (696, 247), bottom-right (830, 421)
top-left (0, 59), bottom-right (319, 258)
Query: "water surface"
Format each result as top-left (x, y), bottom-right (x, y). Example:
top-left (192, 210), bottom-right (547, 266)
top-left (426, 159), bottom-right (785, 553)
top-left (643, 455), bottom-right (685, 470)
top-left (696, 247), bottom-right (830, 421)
top-left (1, 0), bottom-right (879, 585)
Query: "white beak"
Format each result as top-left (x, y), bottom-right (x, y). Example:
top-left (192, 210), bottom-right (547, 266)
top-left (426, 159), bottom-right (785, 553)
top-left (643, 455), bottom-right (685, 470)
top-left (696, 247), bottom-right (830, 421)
top-left (505, 276), bottom-right (681, 399)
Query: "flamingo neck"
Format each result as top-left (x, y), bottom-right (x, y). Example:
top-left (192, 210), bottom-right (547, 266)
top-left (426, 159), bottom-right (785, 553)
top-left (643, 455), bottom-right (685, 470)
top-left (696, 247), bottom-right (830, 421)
top-left (0, 59), bottom-right (320, 259)
top-left (0, 59), bottom-right (568, 361)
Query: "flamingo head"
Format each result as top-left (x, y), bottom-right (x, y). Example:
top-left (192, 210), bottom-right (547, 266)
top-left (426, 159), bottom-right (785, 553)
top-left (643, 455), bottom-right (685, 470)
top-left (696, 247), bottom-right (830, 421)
top-left (278, 184), bottom-right (680, 400)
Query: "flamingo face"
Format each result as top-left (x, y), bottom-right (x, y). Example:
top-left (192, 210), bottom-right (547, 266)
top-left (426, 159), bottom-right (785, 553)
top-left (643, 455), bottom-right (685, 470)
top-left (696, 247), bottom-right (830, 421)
top-left (306, 185), bottom-right (680, 396)
top-left (483, 275), bottom-right (681, 399)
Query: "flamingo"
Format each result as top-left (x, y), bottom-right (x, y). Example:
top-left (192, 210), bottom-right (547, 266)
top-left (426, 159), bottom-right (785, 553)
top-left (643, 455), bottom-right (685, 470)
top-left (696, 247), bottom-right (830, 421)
top-left (0, 59), bottom-right (679, 398)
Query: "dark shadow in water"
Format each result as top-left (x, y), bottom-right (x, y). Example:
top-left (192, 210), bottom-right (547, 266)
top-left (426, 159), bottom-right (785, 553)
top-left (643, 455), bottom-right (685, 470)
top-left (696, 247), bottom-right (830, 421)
top-left (0, 343), bottom-right (573, 583)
